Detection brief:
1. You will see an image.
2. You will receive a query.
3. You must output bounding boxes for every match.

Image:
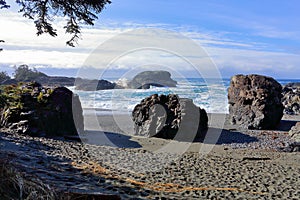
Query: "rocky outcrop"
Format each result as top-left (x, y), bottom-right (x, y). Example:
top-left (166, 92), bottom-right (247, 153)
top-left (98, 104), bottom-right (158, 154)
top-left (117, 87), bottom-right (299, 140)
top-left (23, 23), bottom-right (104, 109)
top-left (228, 74), bottom-right (284, 130)
top-left (74, 71), bottom-right (177, 91)
top-left (0, 79), bottom-right (18, 85)
top-left (132, 94), bottom-right (208, 139)
top-left (0, 82), bottom-right (84, 139)
top-left (0, 76), bottom-right (76, 87)
top-left (282, 83), bottom-right (300, 115)
top-left (289, 122), bottom-right (300, 142)
top-left (75, 79), bottom-right (123, 91)
top-left (0, 76), bottom-right (75, 87)
top-left (279, 122), bottom-right (300, 151)
top-left (128, 71), bottom-right (177, 89)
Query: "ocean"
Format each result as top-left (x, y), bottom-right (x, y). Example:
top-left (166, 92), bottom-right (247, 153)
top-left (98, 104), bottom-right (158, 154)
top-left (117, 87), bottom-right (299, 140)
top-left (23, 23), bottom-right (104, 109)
top-left (69, 78), bottom-right (300, 115)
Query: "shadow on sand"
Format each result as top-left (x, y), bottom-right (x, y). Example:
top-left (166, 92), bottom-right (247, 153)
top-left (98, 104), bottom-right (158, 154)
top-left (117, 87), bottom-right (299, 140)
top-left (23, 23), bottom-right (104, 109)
top-left (278, 120), bottom-right (297, 131)
top-left (85, 130), bottom-right (142, 148)
top-left (174, 127), bottom-right (259, 145)
top-left (85, 128), bottom-right (259, 148)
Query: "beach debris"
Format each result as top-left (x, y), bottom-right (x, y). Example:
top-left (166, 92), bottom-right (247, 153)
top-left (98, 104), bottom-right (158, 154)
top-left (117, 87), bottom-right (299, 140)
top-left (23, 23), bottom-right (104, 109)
top-left (71, 160), bottom-right (267, 195)
top-left (277, 142), bottom-right (300, 152)
top-left (241, 157), bottom-right (271, 161)
top-left (282, 83), bottom-right (300, 115)
top-left (132, 94), bottom-right (208, 139)
top-left (63, 191), bottom-right (121, 200)
top-left (0, 82), bottom-right (84, 139)
top-left (228, 74), bottom-right (284, 130)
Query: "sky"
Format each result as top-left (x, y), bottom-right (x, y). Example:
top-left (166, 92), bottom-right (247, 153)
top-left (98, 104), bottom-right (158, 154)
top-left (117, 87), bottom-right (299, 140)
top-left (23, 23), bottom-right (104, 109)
top-left (0, 0), bottom-right (300, 79)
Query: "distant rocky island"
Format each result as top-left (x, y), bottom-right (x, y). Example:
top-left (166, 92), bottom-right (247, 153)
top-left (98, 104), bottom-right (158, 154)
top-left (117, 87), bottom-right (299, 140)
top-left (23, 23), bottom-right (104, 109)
top-left (0, 65), bottom-right (299, 117)
top-left (0, 65), bottom-right (75, 87)
top-left (126, 70), bottom-right (177, 89)
top-left (74, 70), bottom-right (177, 90)
top-left (0, 66), bottom-right (177, 91)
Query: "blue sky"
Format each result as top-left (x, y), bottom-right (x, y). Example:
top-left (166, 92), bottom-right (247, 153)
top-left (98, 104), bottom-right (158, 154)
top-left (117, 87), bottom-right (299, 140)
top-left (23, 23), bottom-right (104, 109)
top-left (0, 0), bottom-right (300, 79)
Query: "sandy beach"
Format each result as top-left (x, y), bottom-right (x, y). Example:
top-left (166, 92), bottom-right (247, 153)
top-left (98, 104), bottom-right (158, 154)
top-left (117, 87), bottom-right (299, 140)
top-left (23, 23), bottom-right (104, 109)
top-left (1, 111), bottom-right (298, 199)
top-left (83, 112), bottom-right (299, 152)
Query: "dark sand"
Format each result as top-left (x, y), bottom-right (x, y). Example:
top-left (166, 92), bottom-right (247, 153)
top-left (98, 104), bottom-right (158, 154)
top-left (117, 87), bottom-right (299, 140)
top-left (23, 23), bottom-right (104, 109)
top-left (83, 112), bottom-right (299, 153)
top-left (0, 111), bottom-right (299, 199)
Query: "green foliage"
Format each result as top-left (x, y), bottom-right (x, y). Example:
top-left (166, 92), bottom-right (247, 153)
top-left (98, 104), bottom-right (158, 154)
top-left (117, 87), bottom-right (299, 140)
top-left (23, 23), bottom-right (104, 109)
top-left (0, 89), bottom-right (7, 108)
top-left (1, 0), bottom-right (111, 47)
top-left (0, 71), bottom-right (10, 83)
top-left (0, 82), bottom-right (52, 111)
top-left (0, 84), bottom-right (22, 109)
top-left (14, 65), bottom-right (47, 82)
top-left (46, 88), bottom-right (53, 95)
top-left (37, 92), bottom-right (47, 104)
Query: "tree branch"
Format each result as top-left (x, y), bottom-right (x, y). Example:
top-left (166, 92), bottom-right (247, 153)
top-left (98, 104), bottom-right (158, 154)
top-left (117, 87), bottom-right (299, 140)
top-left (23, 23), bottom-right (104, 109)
top-left (14, 0), bottom-right (111, 46)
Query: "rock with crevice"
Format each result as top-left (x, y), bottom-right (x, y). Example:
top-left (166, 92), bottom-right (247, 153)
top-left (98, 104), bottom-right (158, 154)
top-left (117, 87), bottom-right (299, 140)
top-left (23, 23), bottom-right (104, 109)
top-left (228, 74), bottom-right (284, 130)
top-left (132, 94), bottom-right (208, 139)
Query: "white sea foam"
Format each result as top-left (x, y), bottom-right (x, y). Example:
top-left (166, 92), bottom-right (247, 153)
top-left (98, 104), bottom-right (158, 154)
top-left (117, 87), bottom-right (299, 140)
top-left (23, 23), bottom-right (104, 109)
top-left (68, 78), bottom-right (299, 115)
top-left (69, 78), bottom-right (229, 114)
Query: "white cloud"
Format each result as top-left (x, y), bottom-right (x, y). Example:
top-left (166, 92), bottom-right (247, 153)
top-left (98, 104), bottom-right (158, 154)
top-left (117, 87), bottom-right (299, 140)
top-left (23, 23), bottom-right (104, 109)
top-left (0, 11), bottom-right (299, 79)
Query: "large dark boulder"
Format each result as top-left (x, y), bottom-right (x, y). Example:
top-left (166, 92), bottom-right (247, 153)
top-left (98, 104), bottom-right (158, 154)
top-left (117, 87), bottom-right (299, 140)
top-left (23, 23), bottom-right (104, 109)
top-left (228, 74), bottom-right (284, 130)
top-left (132, 94), bottom-right (208, 140)
top-left (282, 83), bottom-right (300, 115)
top-left (128, 71), bottom-right (177, 89)
top-left (0, 82), bottom-right (84, 139)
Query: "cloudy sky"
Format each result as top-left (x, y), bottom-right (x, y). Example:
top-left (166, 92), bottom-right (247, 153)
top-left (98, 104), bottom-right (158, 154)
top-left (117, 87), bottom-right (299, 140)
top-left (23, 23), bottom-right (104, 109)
top-left (0, 0), bottom-right (300, 79)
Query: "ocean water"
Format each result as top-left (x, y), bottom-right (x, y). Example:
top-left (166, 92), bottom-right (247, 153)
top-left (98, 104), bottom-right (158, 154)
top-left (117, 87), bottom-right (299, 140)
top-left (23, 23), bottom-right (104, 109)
top-left (69, 78), bottom-right (300, 115)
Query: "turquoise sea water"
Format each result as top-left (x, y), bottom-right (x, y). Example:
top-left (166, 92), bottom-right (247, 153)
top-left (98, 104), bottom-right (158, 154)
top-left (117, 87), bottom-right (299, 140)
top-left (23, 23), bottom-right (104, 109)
top-left (70, 78), bottom-right (300, 114)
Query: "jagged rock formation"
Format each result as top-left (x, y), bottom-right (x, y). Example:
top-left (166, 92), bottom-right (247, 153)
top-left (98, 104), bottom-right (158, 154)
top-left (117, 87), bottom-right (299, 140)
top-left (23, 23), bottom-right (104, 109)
top-left (280, 122), bottom-right (300, 151)
top-left (132, 94), bottom-right (208, 139)
top-left (228, 74), bottom-right (284, 130)
top-left (289, 122), bottom-right (300, 142)
top-left (282, 83), bottom-right (300, 115)
top-left (128, 71), bottom-right (177, 89)
top-left (0, 82), bottom-right (84, 139)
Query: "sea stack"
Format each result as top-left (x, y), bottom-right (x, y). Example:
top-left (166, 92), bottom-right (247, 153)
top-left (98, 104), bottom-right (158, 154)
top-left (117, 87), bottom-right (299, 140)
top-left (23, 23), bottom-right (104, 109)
top-left (228, 74), bottom-right (284, 129)
top-left (127, 71), bottom-right (177, 89)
